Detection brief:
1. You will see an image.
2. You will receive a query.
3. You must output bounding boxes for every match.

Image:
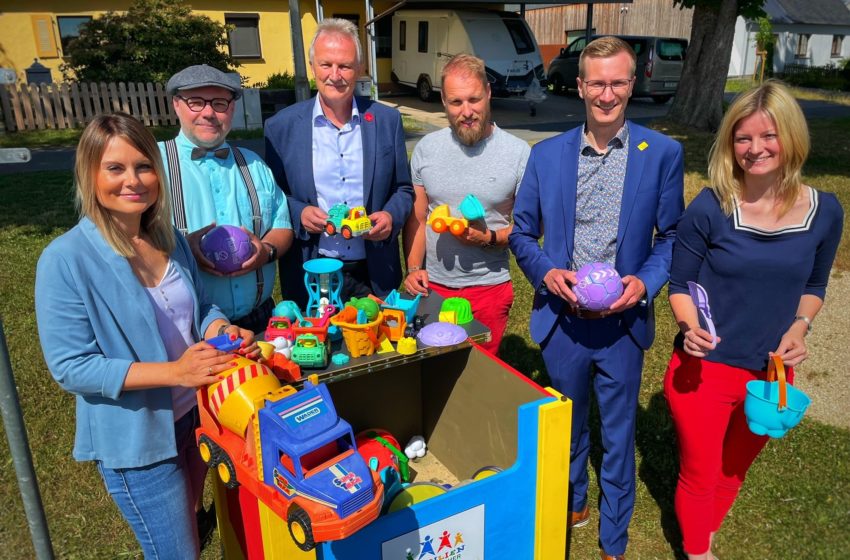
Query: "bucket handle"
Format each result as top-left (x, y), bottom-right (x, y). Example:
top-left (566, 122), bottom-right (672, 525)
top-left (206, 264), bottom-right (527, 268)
top-left (766, 354), bottom-right (787, 411)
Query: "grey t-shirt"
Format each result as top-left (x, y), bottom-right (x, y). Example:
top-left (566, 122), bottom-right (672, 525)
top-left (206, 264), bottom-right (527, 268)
top-left (411, 125), bottom-right (530, 288)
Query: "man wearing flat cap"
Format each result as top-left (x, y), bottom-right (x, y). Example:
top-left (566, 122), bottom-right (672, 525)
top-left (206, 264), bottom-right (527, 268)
top-left (264, 19), bottom-right (413, 307)
top-left (160, 64), bottom-right (293, 334)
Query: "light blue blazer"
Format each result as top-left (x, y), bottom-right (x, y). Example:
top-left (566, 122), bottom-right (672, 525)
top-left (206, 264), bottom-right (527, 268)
top-left (35, 217), bottom-right (227, 469)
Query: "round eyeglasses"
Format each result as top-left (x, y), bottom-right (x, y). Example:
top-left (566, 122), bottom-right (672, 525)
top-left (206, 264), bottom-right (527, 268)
top-left (176, 95), bottom-right (233, 113)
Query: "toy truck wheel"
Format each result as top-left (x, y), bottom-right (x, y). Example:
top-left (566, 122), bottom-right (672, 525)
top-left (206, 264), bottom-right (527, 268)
top-left (431, 218), bottom-right (447, 233)
top-left (197, 435), bottom-right (219, 467)
top-left (449, 220), bottom-right (466, 236)
top-left (216, 454), bottom-right (240, 489)
top-left (287, 508), bottom-right (316, 551)
top-left (341, 225), bottom-right (353, 240)
top-left (325, 222), bottom-right (336, 235)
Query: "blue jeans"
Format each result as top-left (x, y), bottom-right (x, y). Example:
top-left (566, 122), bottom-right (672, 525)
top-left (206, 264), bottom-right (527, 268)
top-left (97, 408), bottom-right (201, 559)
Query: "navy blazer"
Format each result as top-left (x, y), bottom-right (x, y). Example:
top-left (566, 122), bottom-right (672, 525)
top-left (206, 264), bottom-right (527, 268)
top-left (35, 218), bottom-right (227, 468)
top-left (264, 96), bottom-right (414, 305)
top-left (509, 121), bottom-right (684, 349)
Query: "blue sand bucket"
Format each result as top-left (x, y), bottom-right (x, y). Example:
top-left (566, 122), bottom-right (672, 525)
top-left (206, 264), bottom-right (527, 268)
top-left (745, 355), bottom-right (811, 438)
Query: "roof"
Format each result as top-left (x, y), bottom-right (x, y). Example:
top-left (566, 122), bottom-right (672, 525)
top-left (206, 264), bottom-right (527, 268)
top-left (764, 0), bottom-right (850, 25)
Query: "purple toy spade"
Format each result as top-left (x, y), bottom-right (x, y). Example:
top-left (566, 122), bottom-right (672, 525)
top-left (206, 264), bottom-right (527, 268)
top-left (687, 281), bottom-right (717, 343)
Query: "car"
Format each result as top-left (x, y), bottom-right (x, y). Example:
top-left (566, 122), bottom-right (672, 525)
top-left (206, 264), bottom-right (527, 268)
top-left (547, 35), bottom-right (688, 104)
top-left (266, 316), bottom-right (295, 341)
top-left (290, 334), bottom-right (329, 369)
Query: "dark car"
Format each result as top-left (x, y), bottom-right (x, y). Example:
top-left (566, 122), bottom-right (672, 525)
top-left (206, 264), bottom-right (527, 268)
top-left (547, 35), bottom-right (688, 104)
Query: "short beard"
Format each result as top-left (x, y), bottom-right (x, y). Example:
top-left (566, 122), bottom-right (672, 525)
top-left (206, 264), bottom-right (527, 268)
top-left (450, 111), bottom-right (490, 146)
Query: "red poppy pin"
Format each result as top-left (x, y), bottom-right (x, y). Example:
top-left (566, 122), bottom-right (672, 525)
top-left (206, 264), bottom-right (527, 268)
top-left (364, 112), bottom-right (374, 122)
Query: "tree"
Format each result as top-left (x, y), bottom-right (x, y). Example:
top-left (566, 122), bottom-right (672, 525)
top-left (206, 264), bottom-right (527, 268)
top-left (667, 0), bottom-right (765, 131)
top-left (61, 0), bottom-right (238, 84)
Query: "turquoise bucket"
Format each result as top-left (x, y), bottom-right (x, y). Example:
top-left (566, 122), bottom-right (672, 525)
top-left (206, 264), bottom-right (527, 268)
top-left (744, 355), bottom-right (811, 438)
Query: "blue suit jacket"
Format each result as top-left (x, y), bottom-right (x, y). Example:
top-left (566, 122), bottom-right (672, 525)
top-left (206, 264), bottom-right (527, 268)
top-left (509, 121), bottom-right (684, 349)
top-left (35, 218), bottom-right (227, 468)
top-left (264, 96), bottom-right (414, 305)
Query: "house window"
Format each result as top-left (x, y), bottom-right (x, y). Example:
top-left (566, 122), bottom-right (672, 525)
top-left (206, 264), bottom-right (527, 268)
top-left (832, 35), bottom-right (844, 57)
top-left (375, 16), bottom-right (391, 58)
top-left (56, 16), bottom-right (92, 53)
top-left (418, 21), bottom-right (428, 53)
top-left (399, 20), bottom-right (406, 51)
top-left (225, 13), bottom-right (261, 58)
top-left (795, 34), bottom-right (810, 58)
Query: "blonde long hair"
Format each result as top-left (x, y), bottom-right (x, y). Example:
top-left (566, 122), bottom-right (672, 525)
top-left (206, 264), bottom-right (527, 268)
top-left (708, 80), bottom-right (809, 216)
top-left (75, 113), bottom-right (175, 257)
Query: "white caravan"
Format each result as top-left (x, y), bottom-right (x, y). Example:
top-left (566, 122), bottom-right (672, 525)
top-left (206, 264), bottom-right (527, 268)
top-left (391, 9), bottom-right (546, 101)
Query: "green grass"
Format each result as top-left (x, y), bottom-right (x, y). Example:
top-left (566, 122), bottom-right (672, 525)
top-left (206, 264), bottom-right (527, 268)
top-left (0, 126), bottom-right (266, 149)
top-left (0, 117), bottom-right (425, 149)
top-left (1, 117), bottom-right (849, 558)
top-left (726, 77), bottom-right (850, 106)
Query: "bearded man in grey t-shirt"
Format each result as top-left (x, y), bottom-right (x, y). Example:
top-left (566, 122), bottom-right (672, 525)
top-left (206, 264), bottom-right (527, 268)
top-left (402, 54), bottom-right (530, 355)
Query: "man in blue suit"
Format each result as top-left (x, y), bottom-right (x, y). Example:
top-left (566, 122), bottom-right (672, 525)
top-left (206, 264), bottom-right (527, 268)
top-left (510, 37), bottom-right (684, 560)
top-left (264, 18), bottom-right (413, 307)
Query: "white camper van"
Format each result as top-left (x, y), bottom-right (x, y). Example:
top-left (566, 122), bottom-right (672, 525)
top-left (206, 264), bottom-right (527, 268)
top-left (391, 9), bottom-right (546, 102)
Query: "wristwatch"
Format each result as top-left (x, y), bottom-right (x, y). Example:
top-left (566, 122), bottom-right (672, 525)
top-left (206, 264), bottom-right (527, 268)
top-left (485, 229), bottom-right (497, 247)
top-left (262, 242), bottom-right (278, 264)
top-left (794, 315), bottom-right (812, 335)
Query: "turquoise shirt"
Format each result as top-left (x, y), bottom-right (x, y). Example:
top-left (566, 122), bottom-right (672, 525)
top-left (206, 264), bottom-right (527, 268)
top-left (159, 132), bottom-right (292, 319)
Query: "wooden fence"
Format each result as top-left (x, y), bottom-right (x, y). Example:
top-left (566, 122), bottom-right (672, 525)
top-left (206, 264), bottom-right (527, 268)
top-left (0, 81), bottom-right (178, 132)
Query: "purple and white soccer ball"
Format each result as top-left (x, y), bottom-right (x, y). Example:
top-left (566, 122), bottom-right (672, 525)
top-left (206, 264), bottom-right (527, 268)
top-left (200, 225), bottom-right (254, 274)
top-left (574, 262), bottom-right (624, 311)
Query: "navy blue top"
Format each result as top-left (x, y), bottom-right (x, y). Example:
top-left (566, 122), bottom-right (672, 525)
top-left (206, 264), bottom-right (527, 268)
top-left (669, 187), bottom-right (844, 371)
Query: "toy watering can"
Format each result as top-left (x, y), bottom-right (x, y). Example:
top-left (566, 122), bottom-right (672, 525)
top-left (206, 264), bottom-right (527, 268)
top-left (744, 355), bottom-right (811, 438)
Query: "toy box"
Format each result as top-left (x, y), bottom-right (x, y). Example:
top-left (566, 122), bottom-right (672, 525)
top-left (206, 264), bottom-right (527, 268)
top-left (213, 344), bottom-right (571, 559)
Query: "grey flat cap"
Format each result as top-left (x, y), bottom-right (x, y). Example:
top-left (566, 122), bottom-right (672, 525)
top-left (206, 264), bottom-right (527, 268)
top-left (166, 64), bottom-right (242, 99)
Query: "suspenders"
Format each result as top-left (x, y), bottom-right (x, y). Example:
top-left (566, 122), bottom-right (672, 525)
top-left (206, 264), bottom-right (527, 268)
top-left (164, 139), bottom-right (266, 308)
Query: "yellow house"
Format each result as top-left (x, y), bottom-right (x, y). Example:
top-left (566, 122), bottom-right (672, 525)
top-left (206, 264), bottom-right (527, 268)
top-left (0, 0), bottom-right (398, 88)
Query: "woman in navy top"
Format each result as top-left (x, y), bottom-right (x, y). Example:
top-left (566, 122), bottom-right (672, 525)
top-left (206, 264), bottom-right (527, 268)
top-left (664, 81), bottom-right (843, 559)
top-left (35, 113), bottom-right (258, 558)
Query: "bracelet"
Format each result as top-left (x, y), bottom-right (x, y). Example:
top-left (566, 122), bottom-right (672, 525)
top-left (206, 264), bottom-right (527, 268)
top-left (217, 323), bottom-right (231, 337)
top-left (407, 265), bottom-right (422, 273)
top-left (794, 315), bottom-right (812, 335)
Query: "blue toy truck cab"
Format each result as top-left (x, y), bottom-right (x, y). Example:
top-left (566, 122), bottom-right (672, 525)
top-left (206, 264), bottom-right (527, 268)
top-left (257, 381), bottom-right (381, 550)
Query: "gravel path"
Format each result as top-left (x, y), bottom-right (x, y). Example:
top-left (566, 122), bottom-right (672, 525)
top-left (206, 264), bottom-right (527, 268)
top-left (794, 269), bottom-right (850, 431)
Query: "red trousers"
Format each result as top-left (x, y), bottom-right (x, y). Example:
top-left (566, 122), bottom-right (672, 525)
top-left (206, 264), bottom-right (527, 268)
top-left (428, 280), bottom-right (513, 356)
top-left (663, 349), bottom-right (794, 554)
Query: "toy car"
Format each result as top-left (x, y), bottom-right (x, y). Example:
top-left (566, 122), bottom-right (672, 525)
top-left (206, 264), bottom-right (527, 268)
top-left (427, 204), bottom-right (468, 236)
top-left (291, 334), bottom-right (329, 369)
top-left (266, 316), bottom-right (295, 341)
top-left (326, 204), bottom-right (372, 239)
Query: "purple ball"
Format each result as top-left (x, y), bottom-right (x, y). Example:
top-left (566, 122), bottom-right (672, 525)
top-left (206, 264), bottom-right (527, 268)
top-left (200, 225), bottom-right (254, 274)
top-left (574, 262), bottom-right (624, 311)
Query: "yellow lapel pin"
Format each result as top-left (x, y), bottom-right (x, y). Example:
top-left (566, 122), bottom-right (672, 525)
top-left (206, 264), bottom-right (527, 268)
top-left (638, 141), bottom-right (649, 151)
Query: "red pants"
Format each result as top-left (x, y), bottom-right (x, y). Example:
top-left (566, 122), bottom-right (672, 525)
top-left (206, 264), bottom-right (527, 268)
top-left (663, 349), bottom-right (794, 554)
top-left (429, 281), bottom-right (513, 356)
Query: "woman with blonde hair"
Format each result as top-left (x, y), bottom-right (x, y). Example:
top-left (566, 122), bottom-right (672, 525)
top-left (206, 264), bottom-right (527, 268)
top-left (35, 112), bottom-right (257, 558)
top-left (663, 80), bottom-right (843, 559)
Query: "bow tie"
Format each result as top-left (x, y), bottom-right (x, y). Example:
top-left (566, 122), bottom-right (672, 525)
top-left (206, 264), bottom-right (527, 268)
top-left (190, 147), bottom-right (230, 160)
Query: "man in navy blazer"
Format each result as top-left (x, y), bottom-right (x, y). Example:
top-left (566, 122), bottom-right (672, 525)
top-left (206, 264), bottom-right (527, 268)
top-left (510, 38), bottom-right (684, 560)
top-left (264, 18), bottom-right (413, 307)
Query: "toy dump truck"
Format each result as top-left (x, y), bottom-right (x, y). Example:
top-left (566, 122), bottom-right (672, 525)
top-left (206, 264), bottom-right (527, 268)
top-left (325, 204), bottom-right (372, 239)
top-left (427, 204), bottom-right (468, 235)
top-left (196, 357), bottom-right (383, 550)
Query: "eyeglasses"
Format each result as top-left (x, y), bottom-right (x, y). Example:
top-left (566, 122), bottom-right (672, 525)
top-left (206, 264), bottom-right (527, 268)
top-left (581, 79), bottom-right (633, 94)
top-left (176, 95), bottom-right (233, 113)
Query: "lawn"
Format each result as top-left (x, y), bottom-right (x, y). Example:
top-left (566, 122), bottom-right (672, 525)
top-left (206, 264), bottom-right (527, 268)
top-left (1, 116), bottom-right (848, 559)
